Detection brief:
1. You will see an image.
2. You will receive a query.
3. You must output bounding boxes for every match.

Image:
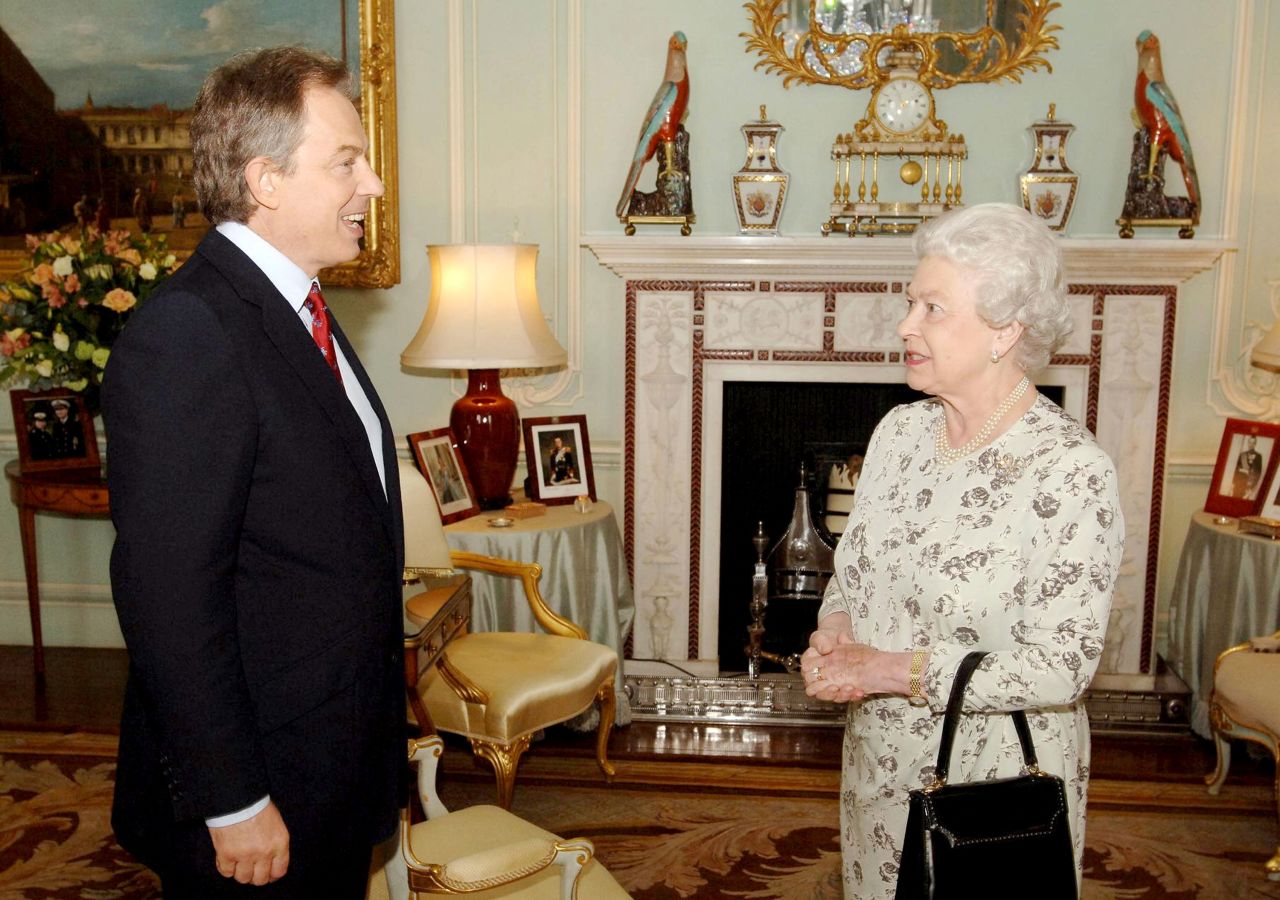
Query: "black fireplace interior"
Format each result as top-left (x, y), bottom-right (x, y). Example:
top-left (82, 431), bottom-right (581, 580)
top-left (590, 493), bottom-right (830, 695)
top-left (716, 380), bottom-right (1065, 674)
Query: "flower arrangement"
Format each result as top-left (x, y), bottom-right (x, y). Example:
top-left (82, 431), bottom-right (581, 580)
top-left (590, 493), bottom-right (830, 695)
top-left (0, 228), bottom-right (176, 393)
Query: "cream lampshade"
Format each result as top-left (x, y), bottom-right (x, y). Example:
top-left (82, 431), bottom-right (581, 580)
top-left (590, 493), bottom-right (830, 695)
top-left (1251, 322), bottom-right (1280, 374)
top-left (397, 458), bottom-right (454, 575)
top-left (401, 244), bottom-right (567, 509)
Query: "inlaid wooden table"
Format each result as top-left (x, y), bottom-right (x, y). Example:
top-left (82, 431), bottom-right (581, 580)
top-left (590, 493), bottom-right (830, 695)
top-left (4, 459), bottom-right (111, 684)
top-left (403, 571), bottom-right (472, 734)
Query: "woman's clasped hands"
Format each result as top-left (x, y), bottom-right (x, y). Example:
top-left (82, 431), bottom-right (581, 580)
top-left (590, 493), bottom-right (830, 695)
top-left (801, 622), bottom-right (881, 703)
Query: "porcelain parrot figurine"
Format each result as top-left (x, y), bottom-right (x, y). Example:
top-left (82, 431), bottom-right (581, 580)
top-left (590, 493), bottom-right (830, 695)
top-left (1133, 30), bottom-right (1199, 210)
top-left (615, 31), bottom-right (690, 220)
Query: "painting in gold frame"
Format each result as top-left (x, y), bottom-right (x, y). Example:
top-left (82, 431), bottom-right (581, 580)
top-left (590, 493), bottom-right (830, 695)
top-left (0, 0), bottom-right (399, 288)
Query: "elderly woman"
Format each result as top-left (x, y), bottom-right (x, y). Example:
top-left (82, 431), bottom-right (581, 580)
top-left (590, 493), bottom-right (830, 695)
top-left (802, 203), bottom-right (1124, 898)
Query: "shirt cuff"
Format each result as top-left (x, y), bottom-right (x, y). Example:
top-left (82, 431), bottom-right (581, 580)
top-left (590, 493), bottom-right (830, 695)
top-left (206, 795), bottom-right (271, 828)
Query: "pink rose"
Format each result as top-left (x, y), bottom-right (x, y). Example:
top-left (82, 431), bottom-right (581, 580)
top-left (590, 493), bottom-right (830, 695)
top-left (117, 248), bottom-right (143, 266)
top-left (104, 238), bottom-right (120, 255)
top-left (103, 287), bottom-right (137, 312)
top-left (43, 284), bottom-right (66, 308)
top-left (63, 273), bottom-right (81, 294)
top-left (1, 331), bottom-right (25, 357)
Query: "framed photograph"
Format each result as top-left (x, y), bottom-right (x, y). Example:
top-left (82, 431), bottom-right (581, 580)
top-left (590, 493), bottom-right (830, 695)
top-left (9, 389), bottom-right (100, 473)
top-left (0, 0), bottom-right (399, 288)
top-left (1204, 418), bottom-right (1280, 518)
top-left (407, 427), bottom-right (480, 524)
top-left (522, 415), bottom-right (596, 505)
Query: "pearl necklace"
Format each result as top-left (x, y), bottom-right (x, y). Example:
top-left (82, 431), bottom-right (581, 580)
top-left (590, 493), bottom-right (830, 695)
top-left (934, 376), bottom-right (1031, 467)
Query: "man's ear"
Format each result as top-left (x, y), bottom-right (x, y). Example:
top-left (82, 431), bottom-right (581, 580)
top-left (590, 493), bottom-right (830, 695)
top-left (244, 157), bottom-right (282, 210)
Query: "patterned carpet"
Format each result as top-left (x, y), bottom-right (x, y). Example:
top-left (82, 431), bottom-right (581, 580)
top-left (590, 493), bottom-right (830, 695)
top-left (2, 730), bottom-right (1279, 899)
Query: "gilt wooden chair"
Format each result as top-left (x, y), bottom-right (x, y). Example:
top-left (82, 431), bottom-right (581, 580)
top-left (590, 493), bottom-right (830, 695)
top-left (398, 460), bottom-right (618, 809)
top-left (366, 736), bottom-right (629, 899)
top-left (1205, 628), bottom-right (1280, 881)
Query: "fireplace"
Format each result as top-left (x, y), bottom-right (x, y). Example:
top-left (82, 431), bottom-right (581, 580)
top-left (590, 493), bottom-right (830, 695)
top-left (586, 235), bottom-right (1227, 725)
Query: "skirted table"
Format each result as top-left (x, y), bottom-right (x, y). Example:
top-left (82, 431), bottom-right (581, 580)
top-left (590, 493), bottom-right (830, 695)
top-left (444, 499), bottom-right (635, 724)
top-left (1168, 510), bottom-right (1280, 738)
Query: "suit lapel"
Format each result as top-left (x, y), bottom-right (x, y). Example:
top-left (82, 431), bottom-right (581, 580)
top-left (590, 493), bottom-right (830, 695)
top-left (261, 291), bottom-right (395, 527)
top-left (329, 312), bottom-right (404, 563)
top-left (196, 233), bottom-right (396, 547)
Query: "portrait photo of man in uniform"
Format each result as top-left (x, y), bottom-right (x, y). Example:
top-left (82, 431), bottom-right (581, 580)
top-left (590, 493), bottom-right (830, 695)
top-left (11, 391), bottom-right (99, 473)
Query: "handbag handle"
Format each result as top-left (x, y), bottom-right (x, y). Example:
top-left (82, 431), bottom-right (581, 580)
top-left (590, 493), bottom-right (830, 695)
top-left (931, 651), bottom-right (1041, 786)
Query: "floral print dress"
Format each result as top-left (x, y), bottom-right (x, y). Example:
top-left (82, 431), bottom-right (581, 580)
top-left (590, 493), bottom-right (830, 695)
top-left (817, 394), bottom-right (1124, 899)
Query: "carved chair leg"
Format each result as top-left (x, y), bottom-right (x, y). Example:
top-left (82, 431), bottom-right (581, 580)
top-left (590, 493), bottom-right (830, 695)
top-left (1270, 762), bottom-right (1280, 880)
top-left (1205, 722), bottom-right (1231, 795)
top-left (469, 734), bottom-right (531, 810)
top-left (595, 681), bottom-right (617, 782)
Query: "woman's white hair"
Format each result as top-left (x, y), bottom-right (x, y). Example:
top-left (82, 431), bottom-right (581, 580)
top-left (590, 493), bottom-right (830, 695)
top-left (912, 202), bottom-right (1070, 373)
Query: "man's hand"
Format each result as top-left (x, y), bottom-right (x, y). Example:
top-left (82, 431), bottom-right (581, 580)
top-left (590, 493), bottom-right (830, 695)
top-left (209, 801), bottom-right (290, 885)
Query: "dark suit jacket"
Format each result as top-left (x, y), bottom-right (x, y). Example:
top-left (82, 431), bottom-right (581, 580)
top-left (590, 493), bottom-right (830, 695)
top-left (103, 230), bottom-right (405, 872)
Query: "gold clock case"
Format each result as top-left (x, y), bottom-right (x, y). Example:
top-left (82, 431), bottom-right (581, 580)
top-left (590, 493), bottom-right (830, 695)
top-left (741, 0), bottom-right (1061, 92)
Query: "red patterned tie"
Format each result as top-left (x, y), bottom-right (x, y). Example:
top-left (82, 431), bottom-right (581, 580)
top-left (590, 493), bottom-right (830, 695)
top-left (304, 283), bottom-right (342, 384)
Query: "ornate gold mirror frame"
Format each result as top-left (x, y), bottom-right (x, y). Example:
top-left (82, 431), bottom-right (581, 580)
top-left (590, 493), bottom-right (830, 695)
top-left (742, 0), bottom-right (1061, 90)
top-left (0, 0), bottom-right (399, 287)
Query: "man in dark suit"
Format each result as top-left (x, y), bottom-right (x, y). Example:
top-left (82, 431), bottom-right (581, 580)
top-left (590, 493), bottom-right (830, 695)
top-left (102, 47), bottom-right (402, 898)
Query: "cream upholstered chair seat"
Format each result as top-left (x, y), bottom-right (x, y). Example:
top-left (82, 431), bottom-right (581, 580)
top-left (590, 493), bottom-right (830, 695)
top-left (398, 459), bottom-right (618, 810)
top-left (1205, 629), bottom-right (1280, 881)
top-left (367, 737), bottom-right (629, 899)
top-left (420, 631), bottom-right (617, 744)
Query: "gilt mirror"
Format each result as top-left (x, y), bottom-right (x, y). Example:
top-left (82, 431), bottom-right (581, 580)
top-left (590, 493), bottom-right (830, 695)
top-left (743, 0), bottom-right (1061, 89)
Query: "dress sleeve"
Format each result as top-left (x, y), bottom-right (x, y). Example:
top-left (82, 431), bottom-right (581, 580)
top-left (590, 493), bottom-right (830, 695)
top-left (922, 443), bottom-right (1126, 713)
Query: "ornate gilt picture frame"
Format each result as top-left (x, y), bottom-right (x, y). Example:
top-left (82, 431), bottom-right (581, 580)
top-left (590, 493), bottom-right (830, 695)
top-left (0, 0), bottom-right (399, 288)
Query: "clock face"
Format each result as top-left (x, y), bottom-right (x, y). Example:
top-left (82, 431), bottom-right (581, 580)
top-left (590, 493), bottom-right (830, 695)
top-left (873, 78), bottom-right (931, 135)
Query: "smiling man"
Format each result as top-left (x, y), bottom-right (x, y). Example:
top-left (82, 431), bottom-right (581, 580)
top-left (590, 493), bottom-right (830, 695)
top-left (102, 48), bottom-right (403, 898)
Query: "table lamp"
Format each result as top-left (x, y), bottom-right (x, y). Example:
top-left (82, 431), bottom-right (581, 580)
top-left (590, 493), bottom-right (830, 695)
top-left (1251, 321), bottom-right (1280, 374)
top-left (401, 244), bottom-right (567, 509)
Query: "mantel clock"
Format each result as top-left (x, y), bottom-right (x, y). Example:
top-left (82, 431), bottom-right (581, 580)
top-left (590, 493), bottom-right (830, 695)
top-left (826, 49), bottom-right (967, 236)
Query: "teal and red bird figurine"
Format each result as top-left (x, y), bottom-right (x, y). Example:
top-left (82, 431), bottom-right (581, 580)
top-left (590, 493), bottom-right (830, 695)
top-left (615, 31), bottom-right (690, 220)
top-left (1134, 30), bottom-right (1199, 211)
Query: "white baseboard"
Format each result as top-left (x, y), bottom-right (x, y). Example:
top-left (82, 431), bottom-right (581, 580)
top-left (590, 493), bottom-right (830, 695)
top-left (0, 582), bottom-right (124, 648)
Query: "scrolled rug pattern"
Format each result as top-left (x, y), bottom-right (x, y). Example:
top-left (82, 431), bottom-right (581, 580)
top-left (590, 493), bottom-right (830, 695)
top-left (3, 731), bottom-right (1279, 899)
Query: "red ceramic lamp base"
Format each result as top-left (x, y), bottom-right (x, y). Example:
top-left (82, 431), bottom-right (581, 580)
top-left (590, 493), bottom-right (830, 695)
top-left (450, 369), bottom-right (519, 510)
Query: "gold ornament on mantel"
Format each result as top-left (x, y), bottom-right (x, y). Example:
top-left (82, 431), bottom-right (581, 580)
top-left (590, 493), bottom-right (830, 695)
top-left (823, 48), bottom-right (968, 236)
top-left (740, 0), bottom-right (1062, 237)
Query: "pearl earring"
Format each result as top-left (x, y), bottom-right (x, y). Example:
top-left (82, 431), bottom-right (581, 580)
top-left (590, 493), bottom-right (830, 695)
top-left (990, 349), bottom-right (1000, 364)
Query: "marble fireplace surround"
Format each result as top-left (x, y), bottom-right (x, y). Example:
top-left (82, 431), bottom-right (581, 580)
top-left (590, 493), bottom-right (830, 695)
top-left (585, 236), bottom-right (1229, 698)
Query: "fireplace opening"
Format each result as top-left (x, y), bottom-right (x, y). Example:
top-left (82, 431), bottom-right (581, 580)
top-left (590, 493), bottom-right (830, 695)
top-left (717, 380), bottom-right (1065, 674)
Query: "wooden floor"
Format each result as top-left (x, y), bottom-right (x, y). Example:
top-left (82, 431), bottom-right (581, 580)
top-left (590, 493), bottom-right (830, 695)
top-left (0, 645), bottom-right (1268, 784)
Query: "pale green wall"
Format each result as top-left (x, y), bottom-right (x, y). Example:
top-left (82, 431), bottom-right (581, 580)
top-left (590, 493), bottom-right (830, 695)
top-left (3, 0), bottom-right (1277, 656)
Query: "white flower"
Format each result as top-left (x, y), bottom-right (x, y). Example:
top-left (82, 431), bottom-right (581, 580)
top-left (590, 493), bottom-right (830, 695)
top-left (35, 358), bottom-right (53, 378)
top-left (52, 255), bottom-right (74, 277)
top-left (163, 254), bottom-right (176, 268)
top-left (52, 330), bottom-right (70, 352)
top-left (139, 262), bottom-right (157, 281)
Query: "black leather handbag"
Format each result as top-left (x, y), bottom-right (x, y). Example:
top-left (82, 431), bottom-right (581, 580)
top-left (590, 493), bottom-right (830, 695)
top-left (894, 651), bottom-right (1078, 899)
